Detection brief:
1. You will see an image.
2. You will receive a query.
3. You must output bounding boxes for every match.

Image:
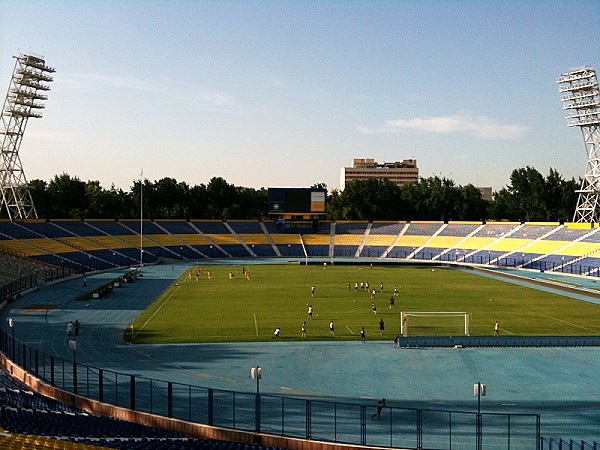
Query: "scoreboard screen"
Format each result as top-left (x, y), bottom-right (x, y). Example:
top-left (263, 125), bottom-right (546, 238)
top-left (268, 188), bottom-right (326, 214)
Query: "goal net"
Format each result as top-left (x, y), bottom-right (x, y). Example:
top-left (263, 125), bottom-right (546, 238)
top-left (400, 311), bottom-right (470, 336)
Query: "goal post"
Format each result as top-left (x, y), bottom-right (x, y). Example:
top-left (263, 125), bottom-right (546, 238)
top-left (400, 311), bottom-right (470, 336)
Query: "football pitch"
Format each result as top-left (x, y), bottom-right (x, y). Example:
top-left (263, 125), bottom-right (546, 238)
top-left (126, 263), bottom-right (600, 344)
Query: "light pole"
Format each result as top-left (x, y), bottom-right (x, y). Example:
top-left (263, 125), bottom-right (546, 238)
top-left (251, 366), bottom-right (262, 433)
top-left (7, 318), bottom-right (14, 360)
top-left (557, 66), bottom-right (600, 222)
top-left (474, 382), bottom-right (486, 450)
top-left (69, 339), bottom-right (77, 394)
top-left (0, 53), bottom-right (55, 220)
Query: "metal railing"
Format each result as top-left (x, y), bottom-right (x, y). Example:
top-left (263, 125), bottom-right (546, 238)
top-left (0, 266), bottom-right (80, 304)
top-left (541, 437), bottom-right (599, 450)
top-left (1, 326), bottom-right (540, 450)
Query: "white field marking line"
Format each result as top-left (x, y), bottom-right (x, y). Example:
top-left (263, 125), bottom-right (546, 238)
top-left (133, 275), bottom-right (186, 339)
top-left (344, 324), bottom-right (355, 335)
top-left (537, 312), bottom-right (600, 333)
top-left (254, 313), bottom-right (259, 336)
top-left (339, 309), bottom-right (372, 314)
top-left (499, 327), bottom-right (515, 335)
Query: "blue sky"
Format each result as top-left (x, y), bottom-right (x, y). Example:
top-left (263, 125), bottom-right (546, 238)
top-left (1, 0), bottom-right (598, 192)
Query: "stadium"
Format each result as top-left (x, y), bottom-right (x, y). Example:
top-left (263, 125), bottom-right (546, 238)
top-left (0, 218), bottom-right (599, 450)
top-left (0, 25), bottom-right (599, 450)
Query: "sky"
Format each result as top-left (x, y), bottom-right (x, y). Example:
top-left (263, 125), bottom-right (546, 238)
top-left (1, 0), bottom-right (598, 193)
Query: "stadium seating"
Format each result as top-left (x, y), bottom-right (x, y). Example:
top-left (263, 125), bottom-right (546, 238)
top-left (403, 222), bottom-right (444, 236)
top-left (473, 223), bottom-right (520, 237)
top-left (368, 222), bottom-right (404, 235)
top-left (2, 220), bottom-right (600, 281)
top-left (335, 221), bottom-right (369, 235)
top-left (0, 370), bottom-right (284, 450)
top-left (85, 221), bottom-right (137, 236)
top-left (437, 223), bottom-right (481, 237)
top-left (2, 220), bottom-right (600, 450)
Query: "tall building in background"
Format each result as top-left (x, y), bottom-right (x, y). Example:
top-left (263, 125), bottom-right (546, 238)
top-left (340, 158), bottom-right (419, 190)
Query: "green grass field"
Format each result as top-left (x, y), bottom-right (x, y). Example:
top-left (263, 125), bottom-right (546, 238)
top-left (125, 263), bottom-right (600, 344)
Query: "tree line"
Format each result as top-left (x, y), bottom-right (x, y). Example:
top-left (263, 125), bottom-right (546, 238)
top-left (24, 166), bottom-right (578, 222)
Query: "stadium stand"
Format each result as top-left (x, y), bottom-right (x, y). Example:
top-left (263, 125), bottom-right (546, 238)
top-left (4, 219), bottom-right (600, 284)
top-left (368, 221), bottom-right (404, 235)
top-left (302, 234), bottom-right (330, 258)
top-left (0, 370), bottom-right (285, 450)
top-left (0, 252), bottom-right (45, 282)
top-left (403, 222), bottom-right (444, 236)
top-left (334, 221), bottom-right (369, 235)
top-left (1, 219), bottom-right (600, 450)
top-left (191, 221), bottom-right (230, 234)
top-left (437, 222), bottom-right (481, 237)
top-left (472, 222), bottom-right (520, 237)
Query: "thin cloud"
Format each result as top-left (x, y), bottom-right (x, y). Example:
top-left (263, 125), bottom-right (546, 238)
top-left (359, 113), bottom-right (527, 139)
top-left (60, 73), bottom-right (157, 92)
top-left (61, 73), bottom-right (235, 108)
top-left (192, 90), bottom-right (235, 108)
top-left (27, 131), bottom-right (80, 141)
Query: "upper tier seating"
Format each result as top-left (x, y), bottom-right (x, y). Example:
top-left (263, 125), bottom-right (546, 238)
top-left (1, 220), bottom-right (600, 279)
top-left (404, 223), bottom-right (444, 236)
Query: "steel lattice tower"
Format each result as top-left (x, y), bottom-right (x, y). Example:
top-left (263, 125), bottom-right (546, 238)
top-left (557, 67), bottom-right (600, 223)
top-left (0, 53), bottom-right (55, 220)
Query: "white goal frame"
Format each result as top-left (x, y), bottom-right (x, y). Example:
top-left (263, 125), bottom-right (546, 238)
top-left (400, 311), bottom-right (470, 336)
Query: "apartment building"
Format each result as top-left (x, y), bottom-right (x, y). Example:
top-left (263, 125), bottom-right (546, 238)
top-left (340, 158), bottom-right (419, 190)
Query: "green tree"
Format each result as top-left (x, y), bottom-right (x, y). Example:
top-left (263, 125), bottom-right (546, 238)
top-left (417, 176), bottom-right (461, 221)
top-left (187, 184), bottom-right (209, 218)
top-left (28, 179), bottom-right (50, 218)
top-left (206, 177), bottom-right (237, 219)
top-left (544, 169), bottom-right (577, 222)
top-left (85, 181), bottom-right (129, 218)
top-left (341, 178), bottom-right (401, 220)
top-left (508, 167), bottom-right (547, 221)
top-left (152, 177), bottom-right (189, 218)
top-left (47, 173), bottom-right (87, 218)
top-left (456, 184), bottom-right (488, 221)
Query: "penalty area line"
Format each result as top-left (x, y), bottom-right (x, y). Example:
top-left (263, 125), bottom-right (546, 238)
top-left (536, 312), bottom-right (599, 333)
top-left (133, 281), bottom-right (183, 340)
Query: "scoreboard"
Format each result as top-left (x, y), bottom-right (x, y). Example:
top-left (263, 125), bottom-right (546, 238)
top-left (268, 188), bottom-right (326, 216)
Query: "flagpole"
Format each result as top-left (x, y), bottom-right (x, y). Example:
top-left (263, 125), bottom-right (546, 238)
top-left (140, 169), bottom-right (143, 268)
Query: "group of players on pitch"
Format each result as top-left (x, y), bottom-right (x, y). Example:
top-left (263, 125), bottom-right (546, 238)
top-left (272, 281), bottom-right (402, 342)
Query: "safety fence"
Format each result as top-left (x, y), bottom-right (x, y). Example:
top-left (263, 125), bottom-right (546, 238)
top-left (0, 266), bottom-right (78, 304)
top-left (0, 326), bottom-right (541, 450)
top-left (397, 335), bottom-right (600, 348)
top-left (541, 437), bottom-right (599, 450)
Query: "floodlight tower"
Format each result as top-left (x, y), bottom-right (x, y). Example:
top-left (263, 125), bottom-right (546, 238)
top-left (0, 53), bottom-right (55, 220)
top-left (557, 66), bottom-right (600, 223)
